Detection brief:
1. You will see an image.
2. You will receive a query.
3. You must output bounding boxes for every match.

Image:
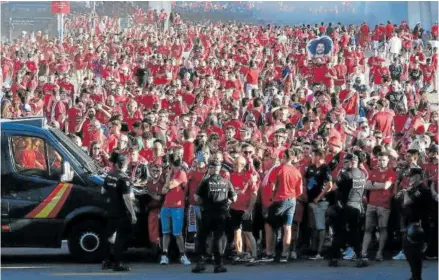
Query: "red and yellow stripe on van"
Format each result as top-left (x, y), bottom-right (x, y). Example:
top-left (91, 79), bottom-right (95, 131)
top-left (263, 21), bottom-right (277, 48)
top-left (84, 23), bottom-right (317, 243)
top-left (25, 183), bottom-right (73, 219)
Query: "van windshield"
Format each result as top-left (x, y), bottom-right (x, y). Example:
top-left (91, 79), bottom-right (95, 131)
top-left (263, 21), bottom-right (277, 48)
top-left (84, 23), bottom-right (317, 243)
top-left (49, 128), bottom-right (101, 174)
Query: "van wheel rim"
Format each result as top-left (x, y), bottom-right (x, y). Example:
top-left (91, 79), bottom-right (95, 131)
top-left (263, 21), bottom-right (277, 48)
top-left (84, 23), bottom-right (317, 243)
top-left (79, 232), bottom-right (100, 253)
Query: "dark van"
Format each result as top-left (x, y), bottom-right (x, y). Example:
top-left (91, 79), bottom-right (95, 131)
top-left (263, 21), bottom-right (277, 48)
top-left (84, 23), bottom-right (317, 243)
top-left (1, 118), bottom-right (150, 262)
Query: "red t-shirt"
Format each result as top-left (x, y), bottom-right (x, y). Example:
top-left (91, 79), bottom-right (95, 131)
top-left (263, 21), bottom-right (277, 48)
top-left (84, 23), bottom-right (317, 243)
top-left (245, 69), bottom-right (260, 85)
top-left (230, 171), bottom-right (257, 211)
top-left (182, 141), bottom-right (195, 166)
top-left (368, 168), bottom-right (396, 209)
top-left (187, 169), bottom-right (206, 206)
top-left (371, 111), bottom-right (394, 137)
top-left (163, 168), bottom-right (188, 208)
top-left (268, 164), bottom-right (302, 201)
top-left (339, 90), bottom-right (359, 115)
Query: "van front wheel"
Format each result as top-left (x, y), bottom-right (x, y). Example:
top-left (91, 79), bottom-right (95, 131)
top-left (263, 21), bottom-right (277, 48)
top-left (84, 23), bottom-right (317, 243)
top-left (67, 220), bottom-right (107, 263)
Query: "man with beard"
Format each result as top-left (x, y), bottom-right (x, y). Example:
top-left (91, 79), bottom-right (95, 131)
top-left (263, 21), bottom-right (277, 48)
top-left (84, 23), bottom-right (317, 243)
top-left (160, 145), bottom-right (191, 265)
top-left (75, 107), bottom-right (97, 148)
top-left (399, 168), bottom-right (435, 280)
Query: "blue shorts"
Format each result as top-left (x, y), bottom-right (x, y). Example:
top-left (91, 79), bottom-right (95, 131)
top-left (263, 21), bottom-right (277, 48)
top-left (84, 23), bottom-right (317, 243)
top-left (267, 198), bottom-right (296, 229)
top-left (160, 207), bottom-right (184, 236)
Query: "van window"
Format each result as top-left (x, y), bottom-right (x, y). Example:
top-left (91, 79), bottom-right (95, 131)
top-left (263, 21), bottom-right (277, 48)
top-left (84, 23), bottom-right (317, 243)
top-left (10, 136), bottom-right (63, 180)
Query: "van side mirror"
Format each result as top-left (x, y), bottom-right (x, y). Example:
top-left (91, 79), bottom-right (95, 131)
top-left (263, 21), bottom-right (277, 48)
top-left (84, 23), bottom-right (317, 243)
top-left (61, 161), bottom-right (74, 182)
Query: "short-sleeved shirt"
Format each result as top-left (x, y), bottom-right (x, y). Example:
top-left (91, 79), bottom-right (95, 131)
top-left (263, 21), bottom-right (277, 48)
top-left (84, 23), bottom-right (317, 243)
top-left (230, 171), bottom-right (258, 211)
top-left (163, 167), bottom-right (188, 208)
top-left (103, 170), bottom-right (133, 218)
top-left (368, 168), bottom-right (397, 209)
top-left (305, 164), bottom-right (332, 201)
top-left (196, 174), bottom-right (236, 214)
top-left (268, 164), bottom-right (303, 202)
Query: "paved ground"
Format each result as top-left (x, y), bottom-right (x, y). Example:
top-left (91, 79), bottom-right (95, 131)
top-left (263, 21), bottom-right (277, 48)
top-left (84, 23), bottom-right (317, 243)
top-left (2, 243), bottom-right (438, 280)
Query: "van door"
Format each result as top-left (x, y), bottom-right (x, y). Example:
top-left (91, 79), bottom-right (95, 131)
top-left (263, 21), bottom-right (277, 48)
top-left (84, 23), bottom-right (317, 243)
top-left (1, 132), bottom-right (11, 241)
top-left (2, 132), bottom-right (71, 247)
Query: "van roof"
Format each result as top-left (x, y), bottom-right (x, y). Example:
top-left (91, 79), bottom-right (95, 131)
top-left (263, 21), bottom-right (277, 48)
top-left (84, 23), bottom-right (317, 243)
top-left (0, 117), bottom-right (46, 128)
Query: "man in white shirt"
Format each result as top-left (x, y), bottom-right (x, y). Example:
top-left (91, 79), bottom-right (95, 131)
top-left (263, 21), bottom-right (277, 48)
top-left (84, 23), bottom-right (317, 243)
top-left (388, 32), bottom-right (402, 59)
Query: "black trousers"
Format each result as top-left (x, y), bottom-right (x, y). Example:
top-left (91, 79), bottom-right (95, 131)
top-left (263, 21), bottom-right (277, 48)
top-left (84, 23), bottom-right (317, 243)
top-left (196, 213), bottom-right (228, 266)
top-left (104, 217), bottom-right (133, 264)
top-left (404, 238), bottom-right (423, 280)
top-left (327, 203), bottom-right (363, 259)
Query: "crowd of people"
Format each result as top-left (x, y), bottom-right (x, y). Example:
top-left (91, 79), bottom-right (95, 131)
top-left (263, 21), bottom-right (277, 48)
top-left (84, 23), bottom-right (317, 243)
top-left (1, 5), bottom-right (438, 277)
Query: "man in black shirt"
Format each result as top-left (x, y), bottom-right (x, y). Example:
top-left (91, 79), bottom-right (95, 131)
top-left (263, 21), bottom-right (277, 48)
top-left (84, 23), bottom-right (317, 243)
top-left (305, 148), bottom-right (333, 260)
top-left (327, 153), bottom-right (366, 267)
top-left (400, 168), bottom-right (435, 280)
top-left (101, 153), bottom-right (137, 272)
top-left (192, 161), bottom-right (237, 274)
top-left (389, 57), bottom-right (402, 82)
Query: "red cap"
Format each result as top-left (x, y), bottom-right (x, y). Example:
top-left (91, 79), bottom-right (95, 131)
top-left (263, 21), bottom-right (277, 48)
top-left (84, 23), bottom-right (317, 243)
top-left (415, 125), bottom-right (425, 135)
top-left (328, 136), bottom-right (343, 148)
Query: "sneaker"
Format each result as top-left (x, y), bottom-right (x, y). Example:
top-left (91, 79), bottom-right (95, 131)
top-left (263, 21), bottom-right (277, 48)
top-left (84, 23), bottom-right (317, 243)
top-left (192, 263), bottom-right (206, 273)
top-left (392, 251), bottom-right (406, 260)
top-left (160, 255), bottom-right (169, 265)
top-left (375, 254), bottom-right (383, 262)
top-left (356, 258), bottom-right (369, 268)
top-left (289, 251), bottom-right (298, 260)
top-left (343, 251), bottom-right (356, 260)
top-left (101, 260), bottom-right (113, 270)
top-left (280, 256), bottom-right (288, 263)
top-left (309, 254), bottom-right (324, 260)
top-left (259, 254), bottom-right (274, 262)
top-left (180, 255), bottom-right (191, 265)
top-left (328, 259), bottom-right (338, 267)
top-left (112, 264), bottom-right (131, 272)
top-left (239, 254), bottom-right (256, 263)
top-left (426, 256), bottom-right (438, 260)
top-left (342, 247), bottom-right (354, 256)
top-left (214, 265), bottom-right (227, 273)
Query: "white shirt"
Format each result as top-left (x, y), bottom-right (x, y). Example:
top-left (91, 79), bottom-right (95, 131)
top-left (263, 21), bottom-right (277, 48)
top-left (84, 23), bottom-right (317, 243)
top-left (388, 36), bottom-right (402, 54)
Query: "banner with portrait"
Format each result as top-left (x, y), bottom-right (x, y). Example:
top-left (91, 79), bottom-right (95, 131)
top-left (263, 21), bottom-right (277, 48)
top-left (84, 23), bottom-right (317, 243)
top-left (306, 36), bottom-right (334, 59)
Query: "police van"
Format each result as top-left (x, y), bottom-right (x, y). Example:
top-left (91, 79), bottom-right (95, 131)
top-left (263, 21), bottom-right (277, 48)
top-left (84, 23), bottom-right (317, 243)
top-left (1, 118), bottom-right (150, 262)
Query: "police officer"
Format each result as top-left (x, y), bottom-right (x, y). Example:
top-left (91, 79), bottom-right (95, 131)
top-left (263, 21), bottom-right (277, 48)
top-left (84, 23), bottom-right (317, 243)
top-left (400, 168), bottom-right (435, 280)
top-left (327, 153), bottom-right (366, 267)
top-left (192, 161), bottom-right (237, 274)
top-left (101, 153), bottom-right (137, 272)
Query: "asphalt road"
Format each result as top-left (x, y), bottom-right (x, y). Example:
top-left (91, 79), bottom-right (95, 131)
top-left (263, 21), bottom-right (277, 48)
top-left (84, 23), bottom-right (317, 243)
top-left (2, 243), bottom-right (438, 280)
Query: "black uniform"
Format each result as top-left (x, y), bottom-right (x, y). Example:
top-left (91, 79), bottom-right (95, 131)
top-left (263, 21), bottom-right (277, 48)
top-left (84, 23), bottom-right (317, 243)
top-left (195, 174), bottom-right (236, 266)
top-left (102, 170), bottom-right (135, 265)
top-left (402, 181), bottom-right (434, 280)
top-left (328, 167), bottom-right (366, 261)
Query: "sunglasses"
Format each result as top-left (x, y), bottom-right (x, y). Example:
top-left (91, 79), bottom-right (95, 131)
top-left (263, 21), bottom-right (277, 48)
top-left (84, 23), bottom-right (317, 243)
top-left (243, 151), bottom-right (253, 155)
top-left (93, 147), bottom-right (101, 150)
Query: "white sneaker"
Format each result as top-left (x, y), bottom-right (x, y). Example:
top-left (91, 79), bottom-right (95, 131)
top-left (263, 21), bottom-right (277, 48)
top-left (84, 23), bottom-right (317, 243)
top-left (309, 253), bottom-right (324, 260)
top-left (343, 250), bottom-right (356, 260)
top-left (290, 251), bottom-right (298, 260)
top-left (160, 255), bottom-right (169, 265)
top-left (343, 247), bottom-right (354, 256)
top-left (392, 251), bottom-right (406, 260)
top-left (180, 255), bottom-right (191, 265)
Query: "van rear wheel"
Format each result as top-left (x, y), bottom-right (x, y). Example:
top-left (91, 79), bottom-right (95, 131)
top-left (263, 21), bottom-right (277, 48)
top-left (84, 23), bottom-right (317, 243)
top-left (68, 220), bottom-right (107, 263)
